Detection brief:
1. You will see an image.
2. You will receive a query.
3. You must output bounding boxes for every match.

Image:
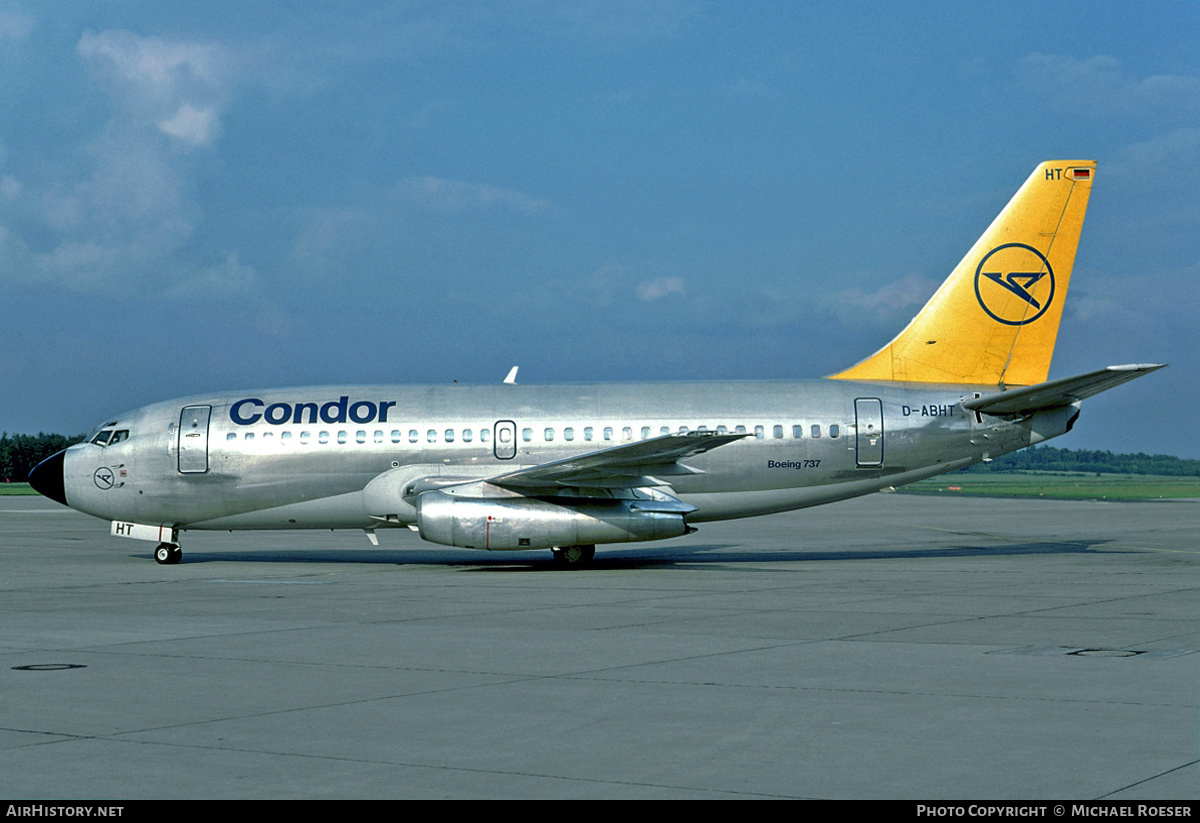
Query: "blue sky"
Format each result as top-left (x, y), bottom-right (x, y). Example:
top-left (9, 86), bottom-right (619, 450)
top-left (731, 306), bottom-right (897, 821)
top-left (3, 1), bottom-right (1198, 456)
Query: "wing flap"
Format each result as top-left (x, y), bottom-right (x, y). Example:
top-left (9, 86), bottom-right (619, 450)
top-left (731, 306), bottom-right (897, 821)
top-left (964, 364), bottom-right (1165, 415)
top-left (487, 430), bottom-right (749, 491)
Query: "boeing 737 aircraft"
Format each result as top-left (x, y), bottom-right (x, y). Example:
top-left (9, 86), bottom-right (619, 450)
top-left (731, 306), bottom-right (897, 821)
top-left (30, 161), bottom-right (1163, 566)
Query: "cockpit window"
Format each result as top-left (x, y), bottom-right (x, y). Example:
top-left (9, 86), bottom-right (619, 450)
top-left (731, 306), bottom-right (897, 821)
top-left (90, 429), bottom-right (129, 447)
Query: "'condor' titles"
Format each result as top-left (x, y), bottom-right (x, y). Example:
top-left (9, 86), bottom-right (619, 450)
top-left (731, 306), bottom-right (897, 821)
top-left (229, 397), bottom-right (397, 426)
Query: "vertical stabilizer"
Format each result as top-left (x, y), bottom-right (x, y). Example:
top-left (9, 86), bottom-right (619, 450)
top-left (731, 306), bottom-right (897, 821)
top-left (830, 161), bottom-right (1095, 386)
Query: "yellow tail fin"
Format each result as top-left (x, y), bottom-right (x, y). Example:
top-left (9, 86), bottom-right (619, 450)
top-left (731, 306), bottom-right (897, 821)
top-left (830, 160), bottom-right (1095, 387)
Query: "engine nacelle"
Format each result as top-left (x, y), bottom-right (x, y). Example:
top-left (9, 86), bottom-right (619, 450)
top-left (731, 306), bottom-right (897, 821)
top-left (415, 490), bottom-right (693, 550)
top-left (1027, 402), bottom-right (1082, 444)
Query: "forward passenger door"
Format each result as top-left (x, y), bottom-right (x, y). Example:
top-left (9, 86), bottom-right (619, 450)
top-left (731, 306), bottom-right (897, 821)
top-left (178, 405), bottom-right (212, 474)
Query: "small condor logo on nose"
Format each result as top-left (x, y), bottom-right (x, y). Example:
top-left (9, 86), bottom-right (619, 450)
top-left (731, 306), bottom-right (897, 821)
top-left (93, 467), bottom-right (115, 490)
top-left (974, 243), bottom-right (1055, 326)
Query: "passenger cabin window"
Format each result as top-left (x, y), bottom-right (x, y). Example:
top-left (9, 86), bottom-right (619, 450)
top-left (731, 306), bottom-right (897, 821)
top-left (793, 425), bottom-right (803, 439)
top-left (811, 425), bottom-right (821, 439)
top-left (773, 425), bottom-right (784, 439)
top-left (830, 424), bottom-right (840, 438)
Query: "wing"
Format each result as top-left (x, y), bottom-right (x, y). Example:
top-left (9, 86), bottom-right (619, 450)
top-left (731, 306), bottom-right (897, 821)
top-left (405, 432), bottom-right (749, 552)
top-left (963, 364), bottom-right (1165, 415)
top-left (486, 430), bottom-right (749, 492)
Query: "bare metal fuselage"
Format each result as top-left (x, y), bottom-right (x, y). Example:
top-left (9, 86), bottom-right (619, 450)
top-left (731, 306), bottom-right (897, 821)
top-left (58, 378), bottom-right (1068, 539)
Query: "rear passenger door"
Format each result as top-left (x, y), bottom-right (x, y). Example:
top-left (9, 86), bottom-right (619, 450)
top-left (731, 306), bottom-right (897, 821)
top-left (854, 398), bottom-right (883, 468)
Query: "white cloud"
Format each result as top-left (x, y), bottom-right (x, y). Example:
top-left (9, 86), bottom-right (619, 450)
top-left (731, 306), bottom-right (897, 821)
top-left (0, 30), bottom-right (250, 296)
top-left (287, 207), bottom-right (377, 283)
top-left (541, 0), bottom-right (700, 42)
top-left (636, 276), bottom-right (686, 301)
top-left (168, 252), bottom-right (258, 300)
top-left (156, 104), bottom-right (221, 147)
top-left (828, 273), bottom-right (939, 326)
top-left (1111, 127), bottom-right (1200, 176)
top-left (399, 176), bottom-right (550, 215)
top-left (833, 272), bottom-right (937, 311)
top-left (77, 29), bottom-right (232, 149)
top-left (0, 9), bottom-right (34, 41)
top-left (1019, 54), bottom-right (1200, 120)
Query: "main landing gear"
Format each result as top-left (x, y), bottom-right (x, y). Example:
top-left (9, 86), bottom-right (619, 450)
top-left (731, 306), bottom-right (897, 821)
top-left (154, 542), bottom-right (183, 565)
top-left (551, 544), bottom-right (595, 568)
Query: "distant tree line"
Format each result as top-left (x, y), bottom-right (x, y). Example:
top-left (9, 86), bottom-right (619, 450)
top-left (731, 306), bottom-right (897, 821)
top-left (1, 432), bottom-right (86, 483)
top-left (959, 445), bottom-right (1200, 476)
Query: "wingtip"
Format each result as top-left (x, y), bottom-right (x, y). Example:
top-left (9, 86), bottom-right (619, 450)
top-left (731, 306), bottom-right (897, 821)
top-left (1108, 363), bottom-right (1167, 372)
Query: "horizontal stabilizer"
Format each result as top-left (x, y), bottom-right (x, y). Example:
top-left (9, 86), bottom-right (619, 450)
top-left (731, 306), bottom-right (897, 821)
top-left (963, 364), bottom-right (1165, 415)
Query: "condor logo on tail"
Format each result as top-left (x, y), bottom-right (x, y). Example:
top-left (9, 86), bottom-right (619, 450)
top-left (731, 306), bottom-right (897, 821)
top-left (974, 243), bottom-right (1055, 326)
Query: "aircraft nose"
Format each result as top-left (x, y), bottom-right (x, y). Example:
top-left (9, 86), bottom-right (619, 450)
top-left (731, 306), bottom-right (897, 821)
top-left (28, 450), bottom-right (68, 506)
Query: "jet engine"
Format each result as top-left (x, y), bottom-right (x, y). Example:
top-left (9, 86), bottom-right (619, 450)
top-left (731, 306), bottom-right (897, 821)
top-left (414, 490), bottom-right (693, 550)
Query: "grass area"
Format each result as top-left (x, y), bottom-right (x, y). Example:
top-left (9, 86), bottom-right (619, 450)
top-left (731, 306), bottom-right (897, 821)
top-left (1, 482), bottom-right (36, 495)
top-left (895, 472), bottom-right (1200, 500)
